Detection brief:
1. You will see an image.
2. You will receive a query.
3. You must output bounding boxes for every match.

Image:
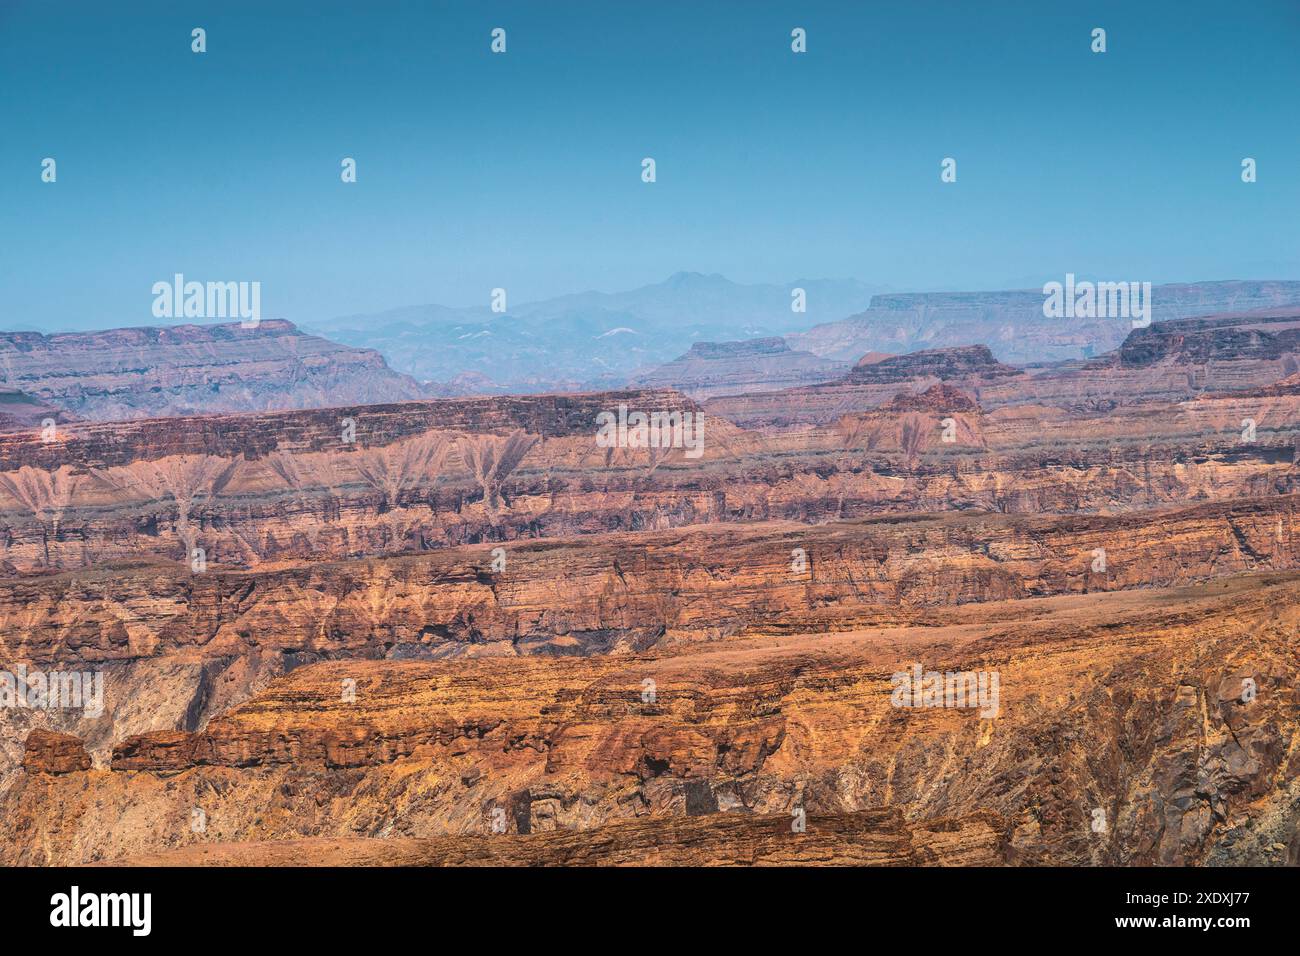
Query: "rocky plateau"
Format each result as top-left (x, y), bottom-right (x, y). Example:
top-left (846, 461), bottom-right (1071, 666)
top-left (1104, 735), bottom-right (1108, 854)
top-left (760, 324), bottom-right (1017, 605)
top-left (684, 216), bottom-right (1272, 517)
top-left (3, 307), bottom-right (1300, 866)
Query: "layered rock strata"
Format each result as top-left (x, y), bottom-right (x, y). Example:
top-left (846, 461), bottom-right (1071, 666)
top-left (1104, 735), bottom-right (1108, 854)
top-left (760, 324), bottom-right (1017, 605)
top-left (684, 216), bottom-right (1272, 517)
top-left (4, 572), bottom-right (1296, 866)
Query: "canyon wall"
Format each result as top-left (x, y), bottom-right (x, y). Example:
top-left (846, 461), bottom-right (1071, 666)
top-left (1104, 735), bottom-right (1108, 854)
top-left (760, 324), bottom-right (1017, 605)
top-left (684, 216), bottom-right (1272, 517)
top-left (3, 311), bottom-right (1300, 866)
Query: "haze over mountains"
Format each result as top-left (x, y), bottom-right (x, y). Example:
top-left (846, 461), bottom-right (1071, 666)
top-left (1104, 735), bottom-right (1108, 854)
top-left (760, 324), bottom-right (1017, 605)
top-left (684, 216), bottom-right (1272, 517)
top-left (790, 280), bottom-right (1300, 366)
top-left (306, 275), bottom-right (1300, 397)
top-left (8, 276), bottom-right (1300, 425)
top-left (303, 273), bottom-right (884, 393)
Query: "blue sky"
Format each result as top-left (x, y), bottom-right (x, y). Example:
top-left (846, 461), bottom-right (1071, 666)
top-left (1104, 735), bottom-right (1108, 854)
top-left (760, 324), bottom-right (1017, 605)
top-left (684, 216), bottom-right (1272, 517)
top-left (2, 0), bottom-right (1297, 331)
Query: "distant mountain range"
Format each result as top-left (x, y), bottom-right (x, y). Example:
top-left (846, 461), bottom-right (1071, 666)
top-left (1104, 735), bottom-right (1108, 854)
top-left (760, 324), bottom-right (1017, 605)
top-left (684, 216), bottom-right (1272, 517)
top-left (301, 272), bottom-right (884, 394)
top-left (788, 280), bottom-right (1300, 365)
top-left (305, 275), bottom-right (1300, 396)
top-left (12, 277), bottom-right (1300, 417)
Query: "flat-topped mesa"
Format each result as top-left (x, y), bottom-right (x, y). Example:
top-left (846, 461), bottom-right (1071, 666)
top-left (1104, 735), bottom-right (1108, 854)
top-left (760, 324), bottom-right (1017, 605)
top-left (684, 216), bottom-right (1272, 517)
top-left (685, 337), bottom-right (792, 358)
top-left (629, 337), bottom-right (848, 399)
top-left (843, 345), bottom-right (1018, 384)
top-left (0, 318), bottom-right (298, 350)
top-left (23, 729), bottom-right (92, 774)
top-left (1113, 309), bottom-right (1300, 369)
top-left (0, 319), bottom-right (426, 421)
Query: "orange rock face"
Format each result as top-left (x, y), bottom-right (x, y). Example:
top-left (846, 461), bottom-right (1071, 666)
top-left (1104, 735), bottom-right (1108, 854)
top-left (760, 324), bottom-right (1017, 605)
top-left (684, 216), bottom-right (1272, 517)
top-left (4, 314), bottom-right (1300, 867)
top-left (22, 729), bottom-right (91, 774)
top-left (3, 571), bottom-right (1297, 866)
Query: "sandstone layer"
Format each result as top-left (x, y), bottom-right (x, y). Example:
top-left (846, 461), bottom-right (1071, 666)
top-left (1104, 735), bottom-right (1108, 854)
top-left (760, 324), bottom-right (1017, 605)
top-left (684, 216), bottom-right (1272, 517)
top-left (4, 573), bottom-right (1297, 866)
top-left (3, 312), bottom-right (1300, 868)
top-left (3, 374), bottom-right (1300, 575)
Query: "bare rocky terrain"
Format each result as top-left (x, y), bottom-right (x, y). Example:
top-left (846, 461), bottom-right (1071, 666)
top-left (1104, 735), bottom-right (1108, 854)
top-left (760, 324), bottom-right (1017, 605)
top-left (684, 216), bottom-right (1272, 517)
top-left (3, 307), bottom-right (1300, 866)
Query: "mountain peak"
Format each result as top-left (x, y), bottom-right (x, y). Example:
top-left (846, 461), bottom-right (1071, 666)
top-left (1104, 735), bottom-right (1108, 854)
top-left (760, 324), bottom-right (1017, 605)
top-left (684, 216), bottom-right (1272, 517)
top-left (663, 271), bottom-right (729, 289)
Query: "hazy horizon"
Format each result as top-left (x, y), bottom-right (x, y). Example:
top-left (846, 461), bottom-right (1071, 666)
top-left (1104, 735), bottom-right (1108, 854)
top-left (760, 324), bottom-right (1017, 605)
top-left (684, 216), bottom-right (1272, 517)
top-left (7, 270), bottom-right (1300, 337)
top-left (3, 0), bottom-right (1297, 332)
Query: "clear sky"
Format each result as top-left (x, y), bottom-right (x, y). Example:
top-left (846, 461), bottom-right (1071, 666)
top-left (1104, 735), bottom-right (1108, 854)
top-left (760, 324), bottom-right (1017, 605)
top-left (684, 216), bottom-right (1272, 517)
top-left (2, 0), bottom-right (1297, 331)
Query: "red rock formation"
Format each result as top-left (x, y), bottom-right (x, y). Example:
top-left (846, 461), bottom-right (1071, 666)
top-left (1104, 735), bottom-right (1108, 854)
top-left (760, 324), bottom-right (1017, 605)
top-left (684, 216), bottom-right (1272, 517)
top-left (6, 374), bottom-right (1300, 573)
top-left (882, 383), bottom-right (979, 412)
top-left (6, 494), bottom-right (1300, 674)
top-left (843, 345), bottom-right (1018, 385)
top-left (5, 312), bottom-right (1300, 868)
top-left (22, 729), bottom-right (91, 774)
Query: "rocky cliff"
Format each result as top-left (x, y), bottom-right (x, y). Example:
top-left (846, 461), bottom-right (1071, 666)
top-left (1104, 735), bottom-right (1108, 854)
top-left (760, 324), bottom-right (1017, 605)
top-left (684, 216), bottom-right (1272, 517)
top-left (4, 571), bottom-right (1296, 866)
top-left (843, 345), bottom-right (1019, 384)
top-left (712, 308), bottom-right (1300, 426)
top-left (0, 320), bottom-right (426, 421)
top-left (4, 310), bottom-right (1300, 867)
top-left (2, 377), bottom-right (1299, 573)
top-left (628, 337), bottom-right (849, 399)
